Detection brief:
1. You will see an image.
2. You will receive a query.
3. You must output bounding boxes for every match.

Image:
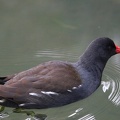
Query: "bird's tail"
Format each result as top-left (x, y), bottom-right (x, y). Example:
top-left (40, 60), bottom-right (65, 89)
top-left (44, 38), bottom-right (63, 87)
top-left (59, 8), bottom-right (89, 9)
top-left (0, 77), bottom-right (7, 85)
top-left (0, 75), bottom-right (15, 85)
top-left (0, 85), bottom-right (19, 108)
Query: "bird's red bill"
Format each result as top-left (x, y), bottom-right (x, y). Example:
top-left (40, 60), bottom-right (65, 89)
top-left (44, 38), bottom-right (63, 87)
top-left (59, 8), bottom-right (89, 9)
top-left (116, 45), bottom-right (120, 53)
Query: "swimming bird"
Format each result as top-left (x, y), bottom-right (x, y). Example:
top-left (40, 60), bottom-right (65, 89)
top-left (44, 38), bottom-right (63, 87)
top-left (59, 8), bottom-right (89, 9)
top-left (0, 37), bottom-right (119, 109)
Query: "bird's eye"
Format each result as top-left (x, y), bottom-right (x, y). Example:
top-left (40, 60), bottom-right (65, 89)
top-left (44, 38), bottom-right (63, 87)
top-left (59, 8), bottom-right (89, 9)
top-left (108, 46), bottom-right (112, 50)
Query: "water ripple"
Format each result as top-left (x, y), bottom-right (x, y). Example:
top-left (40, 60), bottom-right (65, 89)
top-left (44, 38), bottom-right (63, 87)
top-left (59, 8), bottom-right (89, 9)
top-left (68, 108), bottom-right (96, 120)
top-left (108, 79), bottom-right (120, 106)
top-left (102, 59), bottom-right (120, 106)
top-left (78, 114), bottom-right (95, 120)
top-left (35, 49), bottom-right (78, 60)
top-left (0, 113), bottom-right (9, 119)
top-left (68, 108), bottom-right (83, 118)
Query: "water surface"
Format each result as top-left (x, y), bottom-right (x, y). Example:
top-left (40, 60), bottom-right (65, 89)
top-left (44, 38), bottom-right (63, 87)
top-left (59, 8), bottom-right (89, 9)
top-left (0, 0), bottom-right (120, 120)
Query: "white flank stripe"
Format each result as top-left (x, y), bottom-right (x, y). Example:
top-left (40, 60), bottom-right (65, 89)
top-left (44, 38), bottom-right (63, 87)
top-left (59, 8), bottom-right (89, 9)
top-left (29, 93), bottom-right (41, 97)
top-left (72, 87), bottom-right (77, 89)
top-left (0, 99), bottom-right (5, 103)
top-left (67, 90), bottom-right (72, 92)
top-left (19, 103), bottom-right (26, 107)
top-left (41, 91), bottom-right (59, 95)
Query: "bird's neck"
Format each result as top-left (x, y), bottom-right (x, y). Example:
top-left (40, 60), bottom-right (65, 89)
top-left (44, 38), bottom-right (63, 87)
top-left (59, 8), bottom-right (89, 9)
top-left (73, 53), bottom-right (108, 97)
top-left (78, 53), bottom-right (107, 75)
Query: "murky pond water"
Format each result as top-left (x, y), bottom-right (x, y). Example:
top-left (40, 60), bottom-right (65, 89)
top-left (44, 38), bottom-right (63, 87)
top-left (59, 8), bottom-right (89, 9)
top-left (0, 0), bottom-right (120, 120)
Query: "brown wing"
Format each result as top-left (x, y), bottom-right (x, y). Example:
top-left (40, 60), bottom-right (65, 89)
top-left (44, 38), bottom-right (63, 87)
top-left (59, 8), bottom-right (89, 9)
top-left (0, 61), bottom-right (81, 99)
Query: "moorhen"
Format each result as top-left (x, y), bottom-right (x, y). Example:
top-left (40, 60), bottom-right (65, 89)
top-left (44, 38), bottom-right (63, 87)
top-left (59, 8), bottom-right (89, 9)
top-left (0, 37), bottom-right (120, 109)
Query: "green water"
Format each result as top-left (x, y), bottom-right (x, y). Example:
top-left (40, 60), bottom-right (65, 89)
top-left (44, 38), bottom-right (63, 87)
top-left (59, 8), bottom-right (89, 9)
top-left (0, 0), bottom-right (120, 120)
